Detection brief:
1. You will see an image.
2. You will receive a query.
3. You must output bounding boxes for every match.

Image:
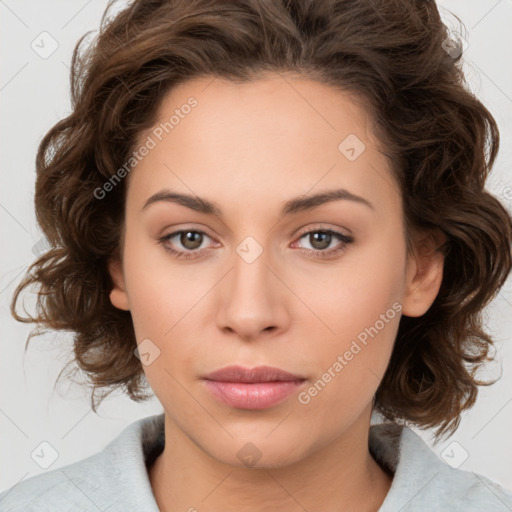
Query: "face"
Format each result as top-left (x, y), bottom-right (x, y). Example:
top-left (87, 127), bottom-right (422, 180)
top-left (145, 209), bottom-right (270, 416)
top-left (109, 73), bottom-right (444, 467)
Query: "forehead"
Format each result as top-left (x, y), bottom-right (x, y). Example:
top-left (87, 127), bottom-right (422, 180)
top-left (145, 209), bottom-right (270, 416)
top-left (149, 73), bottom-right (374, 145)
top-left (128, 73), bottom-right (400, 217)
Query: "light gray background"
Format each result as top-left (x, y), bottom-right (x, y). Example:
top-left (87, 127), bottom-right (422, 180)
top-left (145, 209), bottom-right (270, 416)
top-left (1, 0), bottom-right (511, 494)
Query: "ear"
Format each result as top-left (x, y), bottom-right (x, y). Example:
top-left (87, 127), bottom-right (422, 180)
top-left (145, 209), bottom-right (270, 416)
top-left (108, 257), bottom-right (130, 311)
top-left (401, 228), bottom-right (446, 317)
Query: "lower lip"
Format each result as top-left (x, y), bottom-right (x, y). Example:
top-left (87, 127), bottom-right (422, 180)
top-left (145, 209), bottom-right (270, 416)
top-left (203, 379), bottom-right (305, 409)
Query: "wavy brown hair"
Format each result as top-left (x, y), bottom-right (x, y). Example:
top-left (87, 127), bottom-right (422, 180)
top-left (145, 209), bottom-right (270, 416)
top-left (12, 0), bottom-right (512, 441)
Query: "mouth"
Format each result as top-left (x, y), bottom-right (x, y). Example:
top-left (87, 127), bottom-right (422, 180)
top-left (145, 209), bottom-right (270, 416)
top-left (203, 364), bottom-right (306, 383)
top-left (202, 365), bottom-right (307, 410)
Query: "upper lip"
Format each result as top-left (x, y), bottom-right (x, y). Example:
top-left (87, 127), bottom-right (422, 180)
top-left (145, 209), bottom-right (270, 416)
top-left (203, 365), bottom-right (305, 383)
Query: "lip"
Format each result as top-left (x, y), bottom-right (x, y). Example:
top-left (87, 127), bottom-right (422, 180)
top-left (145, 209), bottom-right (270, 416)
top-left (203, 365), bottom-right (306, 410)
top-left (203, 365), bottom-right (305, 383)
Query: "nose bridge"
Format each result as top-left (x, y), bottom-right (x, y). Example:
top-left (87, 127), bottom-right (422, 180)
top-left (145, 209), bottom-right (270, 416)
top-left (217, 233), bottom-right (288, 338)
top-left (230, 233), bottom-right (276, 302)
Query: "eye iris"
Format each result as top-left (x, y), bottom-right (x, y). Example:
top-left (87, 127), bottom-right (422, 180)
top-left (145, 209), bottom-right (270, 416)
top-left (310, 231), bottom-right (331, 250)
top-left (181, 231), bottom-right (203, 250)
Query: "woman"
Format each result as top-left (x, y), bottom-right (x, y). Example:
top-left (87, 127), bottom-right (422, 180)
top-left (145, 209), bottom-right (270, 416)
top-left (2, 0), bottom-right (511, 510)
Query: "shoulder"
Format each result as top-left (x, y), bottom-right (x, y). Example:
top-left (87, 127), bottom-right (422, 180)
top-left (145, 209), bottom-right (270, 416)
top-left (0, 414), bottom-right (164, 512)
top-left (425, 457), bottom-right (512, 512)
top-left (0, 458), bottom-right (105, 512)
top-left (369, 416), bottom-right (512, 511)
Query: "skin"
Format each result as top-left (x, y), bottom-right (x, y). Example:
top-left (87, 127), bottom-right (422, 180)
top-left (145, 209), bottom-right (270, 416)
top-left (108, 73), bottom-right (445, 512)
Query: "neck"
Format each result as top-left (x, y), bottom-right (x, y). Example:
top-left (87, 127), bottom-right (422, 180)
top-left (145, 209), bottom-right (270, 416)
top-left (148, 407), bottom-right (393, 512)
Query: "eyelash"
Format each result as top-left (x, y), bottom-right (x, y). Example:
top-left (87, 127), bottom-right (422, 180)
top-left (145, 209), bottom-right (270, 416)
top-left (158, 226), bottom-right (354, 260)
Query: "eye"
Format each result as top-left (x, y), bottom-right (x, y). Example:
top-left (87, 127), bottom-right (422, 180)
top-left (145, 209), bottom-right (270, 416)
top-left (159, 229), bottom-right (217, 260)
top-left (159, 226), bottom-right (354, 260)
top-left (291, 228), bottom-right (354, 258)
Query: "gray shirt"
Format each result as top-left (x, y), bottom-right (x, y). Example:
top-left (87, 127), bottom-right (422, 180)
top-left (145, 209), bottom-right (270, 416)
top-left (1, 412), bottom-right (511, 511)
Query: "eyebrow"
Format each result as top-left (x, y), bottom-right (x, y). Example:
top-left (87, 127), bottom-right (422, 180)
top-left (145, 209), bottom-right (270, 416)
top-left (142, 188), bottom-right (374, 217)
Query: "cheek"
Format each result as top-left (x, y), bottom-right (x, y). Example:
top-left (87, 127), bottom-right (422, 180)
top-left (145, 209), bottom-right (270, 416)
top-left (121, 226), bottom-right (206, 337)
top-left (120, 230), bottom-right (219, 393)
top-left (296, 237), bottom-right (405, 408)
top-left (122, 254), bottom-right (199, 396)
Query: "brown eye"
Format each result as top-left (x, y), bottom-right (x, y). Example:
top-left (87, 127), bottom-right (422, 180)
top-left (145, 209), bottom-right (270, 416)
top-left (179, 231), bottom-right (204, 250)
top-left (308, 231), bottom-right (332, 250)
top-left (292, 228), bottom-right (354, 258)
top-left (159, 229), bottom-right (216, 260)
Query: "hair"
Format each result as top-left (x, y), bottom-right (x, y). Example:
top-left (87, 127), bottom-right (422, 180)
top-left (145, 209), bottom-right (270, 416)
top-left (11, 0), bottom-right (512, 441)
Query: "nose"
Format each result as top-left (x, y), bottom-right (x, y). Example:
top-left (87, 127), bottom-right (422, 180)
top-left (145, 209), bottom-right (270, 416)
top-left (216, 240), bottom-right (290, 342)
